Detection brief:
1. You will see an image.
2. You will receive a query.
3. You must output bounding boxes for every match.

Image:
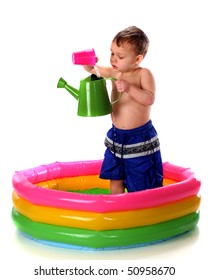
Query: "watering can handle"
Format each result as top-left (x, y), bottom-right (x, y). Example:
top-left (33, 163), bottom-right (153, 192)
top-left (104, 77), bottom-right (122, 105)
top-left (111, 92), bottom-right (123, 104)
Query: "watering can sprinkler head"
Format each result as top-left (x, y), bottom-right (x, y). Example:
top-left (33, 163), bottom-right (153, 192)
top-left (57, 74), bottom-right (112, 117)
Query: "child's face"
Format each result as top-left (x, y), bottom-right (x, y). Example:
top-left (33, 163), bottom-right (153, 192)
top-left (110, 41), bottom-right (140, 72)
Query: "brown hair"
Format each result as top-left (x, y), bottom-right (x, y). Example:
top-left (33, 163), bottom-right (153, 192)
top-left (113, 26), bottom-right (149, 57)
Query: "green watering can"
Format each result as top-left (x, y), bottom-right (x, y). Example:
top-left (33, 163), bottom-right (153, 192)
top-left (57, 74), bottom-right (112, 117)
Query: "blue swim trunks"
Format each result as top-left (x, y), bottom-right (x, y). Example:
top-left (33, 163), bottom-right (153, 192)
top-left (100, 120), bottom-right (163, 192)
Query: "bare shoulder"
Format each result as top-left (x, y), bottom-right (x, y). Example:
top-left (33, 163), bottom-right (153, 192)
top-left (139, 67), bottom-right (154, 78)
top-left (139, 68), bottom-right (155, 93)
top-left (139, 68), bottom-right (155, 84)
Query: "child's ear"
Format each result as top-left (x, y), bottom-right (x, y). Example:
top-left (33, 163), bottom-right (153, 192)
top-left (136, 54), bottom-right (143, 64)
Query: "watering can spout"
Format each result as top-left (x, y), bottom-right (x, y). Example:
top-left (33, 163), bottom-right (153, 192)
top-left (57, 77), bottom-right (79, 100)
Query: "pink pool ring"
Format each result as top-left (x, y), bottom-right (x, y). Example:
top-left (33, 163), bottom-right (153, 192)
top-left (11, 160), bottom-right (201, 250)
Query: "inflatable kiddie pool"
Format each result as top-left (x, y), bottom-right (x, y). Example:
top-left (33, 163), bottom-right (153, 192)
top-left (12, 160), bottom-right (201, 250)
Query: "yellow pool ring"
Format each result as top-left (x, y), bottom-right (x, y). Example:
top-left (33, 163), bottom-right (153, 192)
top-left (12, 191), bottom-right (200, 231)
top-left (36, 175), bottom-right (110, 191)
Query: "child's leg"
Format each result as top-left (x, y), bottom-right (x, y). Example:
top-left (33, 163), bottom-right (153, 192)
top-left (110, 179), bottom-right (125, 194)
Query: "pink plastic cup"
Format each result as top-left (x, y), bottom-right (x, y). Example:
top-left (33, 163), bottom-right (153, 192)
top-left (72, 48), bottom-right (96, 66)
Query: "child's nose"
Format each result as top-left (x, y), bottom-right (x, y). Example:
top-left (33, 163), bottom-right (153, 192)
top-left (111, 56), bottom-right (116, 64)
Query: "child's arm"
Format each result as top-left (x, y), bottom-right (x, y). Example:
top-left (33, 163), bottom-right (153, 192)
top-left (83, 57), bottom-right (115, 78)
top-left (83, 64), bottom-right (114, 78)
top-left (116, 68), bottom-right (155, 106)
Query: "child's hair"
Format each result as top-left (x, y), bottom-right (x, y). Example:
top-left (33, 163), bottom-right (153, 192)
top-left (113, 26), bottom-right (149, 57)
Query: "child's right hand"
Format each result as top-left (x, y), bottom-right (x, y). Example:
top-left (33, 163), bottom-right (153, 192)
top-left (83, 56), bottom-right (99, 72)
top-left (83, 65), bottom-right (94, 72)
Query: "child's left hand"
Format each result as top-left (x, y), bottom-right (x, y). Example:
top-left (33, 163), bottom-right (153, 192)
top-left (115, 80), bottom-right (130, 93)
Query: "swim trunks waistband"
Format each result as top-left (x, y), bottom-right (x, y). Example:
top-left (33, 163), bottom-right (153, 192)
top-left (104, 135), bottom-right (160, 159)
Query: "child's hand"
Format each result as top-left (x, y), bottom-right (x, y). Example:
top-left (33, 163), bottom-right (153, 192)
top-left (83, 56), bottom-right (99, 72)
top-left (115, 80), bottom-right (130, 93)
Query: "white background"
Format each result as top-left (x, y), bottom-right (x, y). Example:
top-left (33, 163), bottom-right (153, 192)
top-left (0, 0), bottom-right (207, 279)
